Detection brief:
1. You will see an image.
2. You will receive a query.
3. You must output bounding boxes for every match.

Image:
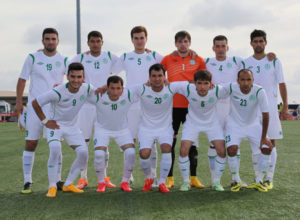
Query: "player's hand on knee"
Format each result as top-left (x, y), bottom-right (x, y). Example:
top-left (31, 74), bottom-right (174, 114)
top-left (260, 137), bottom-right (273, 150)
top-left (45, 120), bottom-right (60, 129)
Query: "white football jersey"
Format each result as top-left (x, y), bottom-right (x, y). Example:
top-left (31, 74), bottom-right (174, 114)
top-left (227, 82), bottom-right (269, 127)
top-left (115, 51), bottom-right (163, 86)
top-left (36, 83), bottom-right (92, 126)
top-left (19, 51), bottom-right (67, 103)
top-left (71, 51), bottom-right (121, 88)
top-left (205, 56), bottom-right (242, 84)
top-left (176, 82), bottom-right (227, 126)
top-left (241, 56), bottom-right (284, 107)
top-left (131, 83), bottom-right (181, 129)
top-left (91, 88), bottom-right (136, 131)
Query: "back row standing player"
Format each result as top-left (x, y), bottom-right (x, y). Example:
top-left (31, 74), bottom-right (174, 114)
top-left (16, 28), bottom-right (68, 193)
top-left (71, 31), bottom-right (121, 189)
top-left (241, 29), bottom-right (288, 189)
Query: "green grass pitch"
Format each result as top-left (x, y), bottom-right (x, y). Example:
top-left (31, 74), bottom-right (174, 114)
top-left (0, 121), bottom-right (299, 219)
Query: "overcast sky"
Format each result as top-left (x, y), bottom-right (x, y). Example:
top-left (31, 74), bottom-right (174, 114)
top-left (1, 0), bottom-right (299, 103)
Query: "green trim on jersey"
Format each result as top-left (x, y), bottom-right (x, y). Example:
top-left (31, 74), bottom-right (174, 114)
top-left (65, 83), bottom-right (69, 88)
top-left (80, 53), bottom-right (84, 63)
top-left (229, 83), bottom-right (232, 95)
top-left (108, 51), bottom-right (112, 60)
top-left (52, 89), bottom-right (61, 102)
top-left (273, 58), bottom-right (278, 68)
top-left (205, 58), bottom-right (210, 64)
top-left (168, 84), bottom-right (174, 94)
top-left (141, 85), bottom-right (146, 96)
top-left (29, 54), bottom-right (35, 64)
top-left (64, 57), bottom-right (68, 68)
top-left (216, 85), bottom-right (219, 98)
top-left (241, 61), bottom-right (245, 69)
top-left (95, 149), bottom-right (106, 152)
top-left (233, 56), bottom-right (237, 65)
top-left (187, 84), bottom-right (191, 97)
top-left (124, 147), bottom-right (135, 151)
top-left (152, 51), bottom-right (156, 60)
top-left (256, 88), bottom-right (263, 98)
top-left (96, 94), bottom-right (100, 103)
top-left (87, 84), bottom-right (91, 94)
top-left (128, 89), bottom-right (131, 102)
top-left (48, 139), bottom-right (60, 144)
top-left (123, 53), bottom-right (127, 61)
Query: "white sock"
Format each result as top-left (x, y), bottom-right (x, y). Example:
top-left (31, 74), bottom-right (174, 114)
top-left (266, 147), bottom-right (277, 182)
top-left (228, 155), bottom-right (241, 183)
top-left (252, 153), bottom-right (260, 178)
top-left (237, 148), bottom-right (241, 176)
top-left (80, 141), bottom-right (89, 180)
top-left (104, 149), bottom-right (109, 177)
top-left (140, 157), bottom-right (152, 179)
top-left (122, 148), bottom-right (135, 182)
top-left (48, 141), bottom-right (61, 188)
top-left (213, 156), bottom-right (226, 184)
top-left (256, 153), bottom-right (270, 183)
top-left (150, 143), bottom-right (157, 178)
top-left (65, 146), bottom-right (88, 186)
top-left (178, 156), bottom-right (190, 183)
top-left (56, 152), bottom-right (62, 182)
top-left (159, 153), bottom-right (172, 184)
top-left (23, 151), bottom-right (35, 184)
top-left (208, 147), bottom-right (217, 183)
top-left (94, 150), bottom-right (106, 183)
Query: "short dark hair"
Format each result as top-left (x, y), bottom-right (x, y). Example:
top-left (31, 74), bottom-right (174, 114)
top-left (213, 35), bottom-right (228, 45)
top-left (194, 70), bottom-right (212, 82)
top-left (42, 28), bottom-right (58, 40)
top-left (175, 31), bottom-right (191, 42)
top-left (131, 26), bottom-right (148, 38)
top-left (238, 69), bottom-right (253, 78)
top-left (250, 29), bottom-right (267, 41)
top-left (68, 62), bottom-right (84, 75)
top-left (87, 31), bottom-right (103, 41)
top-left (107, 75), bottom-right (124, 87)
top-left (149, 64), bottom-right (166, 76)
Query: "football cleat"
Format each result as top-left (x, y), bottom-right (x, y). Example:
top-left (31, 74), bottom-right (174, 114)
top-left (76, 178), bottom-right (88, 189)
top-left (46, 186), bottom-right (57, 198)
top-left (166, 176), bottom-right (174, 188)
top-left (120, 182), bottom-right (132, 192)
top-left (96, 182), bottom-right (106, 193)
top-left (159, 183), bottom-right (170, 193)
top-left (231, 182), bottom-right (242, 192)
top-left (263, 180), bottom-right (273, 190)
top-left (21, 182), bottom-right (32, 194)
top-left (142, 178), bottom-right (153, 192)
top-left (247, 182), bottom-right (268, 192)
top-left (190, 176), bottom-right (205, 188)
top-left (212, 182), bottom-right (225, 191)
top-left (104, 176), bottom-right (116, 188)
top-left (179, 182), bottom-right (191, 191)
top-left (63, 184), bottom-right (84, 193)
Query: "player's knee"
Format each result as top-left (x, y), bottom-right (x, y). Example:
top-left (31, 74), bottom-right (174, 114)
top-left (161, 144), bottom-right (171, 153)
top-left (25, 140), bottom-right (38, 151)
top-left (139, 149), bottom-right (151, 159)
top-left (227, 146), bottom-right (238, 157)
top-left (261, 146), bottom-right (272, 155)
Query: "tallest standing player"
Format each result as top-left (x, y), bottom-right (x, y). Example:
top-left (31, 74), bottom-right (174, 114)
top-left (241, 29), bottom-right (288, 189)
top-left (15, 28), bottom-right (67, 193)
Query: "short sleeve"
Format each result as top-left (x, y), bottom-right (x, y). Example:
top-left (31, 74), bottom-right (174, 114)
top-left (19, 54), bottom-right (34, 80)
top-left (111, 52), bottom-right (123, 74)
top-left (273, 59), bottom-right (285, 84)
top-left (36, 89), bottom-right (60, 107)
top-left (154, 52), bottom-right (164, 63)
top-left (257, 88), bottom-right (269, 113)
top-left (168, 81), bottom-right (189, 96)
top-left (127, 84), bottom-right (143, 103)
top-left (197, 56), bottom-right (206, 70)
top-left (216, 84), bottom-right (230, 99)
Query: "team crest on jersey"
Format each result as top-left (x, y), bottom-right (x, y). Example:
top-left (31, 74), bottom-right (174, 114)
top-left (86, 60), bottom-right (92, 63)
top-left (226, 63), bottom-right (232, 68)
top-left (264, 64), bottom-right (271, 70)
top-left (103, 58), bottom-right (108, 64)
top-left (120, 100), bottom-right (126, 106)
top-left (62, 98), bottom-right (70, 102)
top-left (102, 101), bottom-right (109, 105)
top-left (249, 95), bottom-right (255, 101)
top-left (191, 98), bottom-right (197, 102)
top-left (146, 95), bottom-right (153, 98)
top-left (210, 63), bottom-right (217, 66)
top-left (163, 94), bottom-right (169, 100)
top-left (80, 95), bottom-right (85, 101)
top-left (233, 96), bottom-right (239, 100)
top-left (208, 97), bottom-right (214, 103)
top-left (128, 57), bottom-right (134, 61)
top-left (55, 61), bottom-right (61, 67)
top-left (37, 61), bottom-right (44, 65)
top-left (190, 59), bottom-right (195, 65)
top-left (146, 56), bottom-right (151, 61)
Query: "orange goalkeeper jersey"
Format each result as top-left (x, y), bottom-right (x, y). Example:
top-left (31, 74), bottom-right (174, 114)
top-left (161, 54), bottom-right (206, 108)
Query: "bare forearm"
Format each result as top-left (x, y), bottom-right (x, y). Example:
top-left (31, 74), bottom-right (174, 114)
top-left (32, 99), bottom-right (46, 121)
top-left (16, 78), bottom-right (26, 104)
top-left (279, 83), bottom-right (288, 106)
top-left (261, 112), bottom-right (269, 140)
